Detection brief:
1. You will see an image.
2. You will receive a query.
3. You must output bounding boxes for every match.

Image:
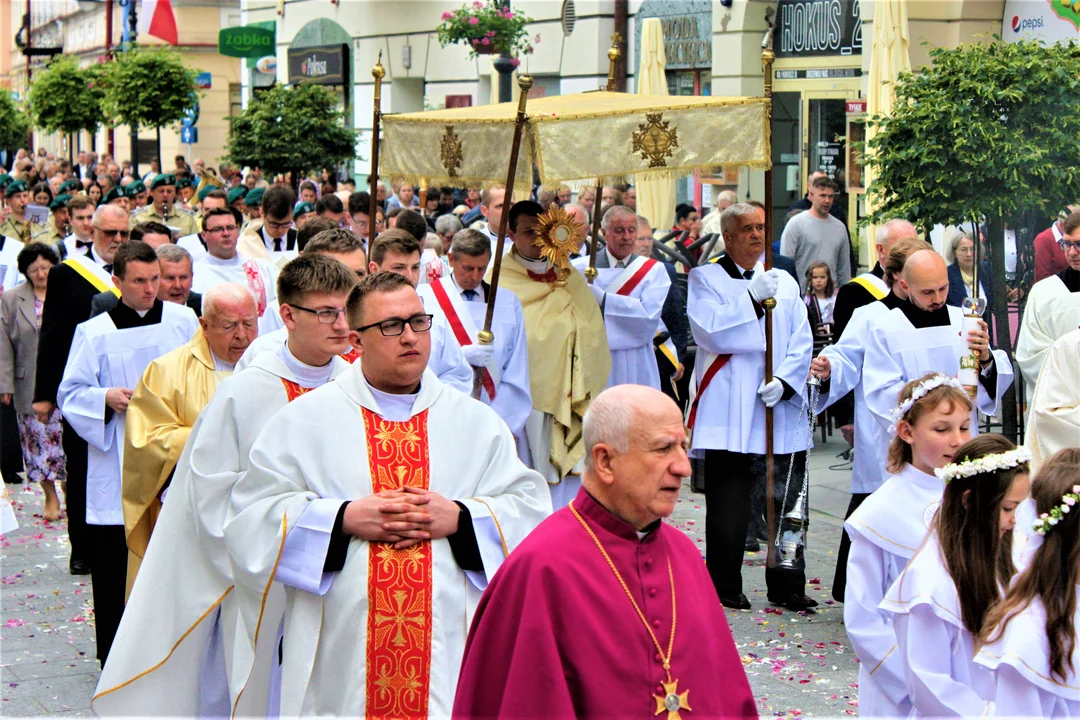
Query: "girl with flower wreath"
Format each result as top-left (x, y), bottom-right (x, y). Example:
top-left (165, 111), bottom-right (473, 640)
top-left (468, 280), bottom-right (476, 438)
top-left (881, 434), bottom-right (1031, 717)
top-left (844, 371), bottom-right (973, 718)
top-left (976, 448), bottom-right (1080, 717)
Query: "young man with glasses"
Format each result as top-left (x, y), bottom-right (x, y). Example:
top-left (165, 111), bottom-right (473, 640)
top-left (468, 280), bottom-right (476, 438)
top-left (1017, 208), bottom-right (1080, 390)
top-left (94, 255), bottom-right (357, 718)
top-left (191, 207), bottom-right (284, 336)
top-left (238, 185), bottom-right (298, 267)
top-left (177, 188), bottom-right (228, 262)
top-left (217, 270), bottom-right (549, 717)
top-left (33, 203), bottom-right (131, 577)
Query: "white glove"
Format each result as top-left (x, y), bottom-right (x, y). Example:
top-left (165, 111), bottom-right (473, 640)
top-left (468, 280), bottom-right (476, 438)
top-left (589, 284), bottom-right (605, 304)
top-left (757, 378), bottom-right (784, 408)
top-left (462, 343), bottom-right (495, 369)
top-left (749, 269), bottom-right (781, 303)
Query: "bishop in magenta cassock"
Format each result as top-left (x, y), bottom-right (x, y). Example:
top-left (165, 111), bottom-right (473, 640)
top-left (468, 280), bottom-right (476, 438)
top-left (453, 385), bottom-right (756, 720)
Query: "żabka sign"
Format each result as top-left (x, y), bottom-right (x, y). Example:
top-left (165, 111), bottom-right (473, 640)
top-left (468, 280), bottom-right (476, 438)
top-left (218, 25), bottom-right (275, 59)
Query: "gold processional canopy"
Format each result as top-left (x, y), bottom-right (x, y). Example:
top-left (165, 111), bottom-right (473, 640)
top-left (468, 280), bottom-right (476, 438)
top-left (380, 91), bottom-right (773, 193)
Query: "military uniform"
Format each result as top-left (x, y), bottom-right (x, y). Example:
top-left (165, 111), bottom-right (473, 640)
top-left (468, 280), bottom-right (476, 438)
top-left (130, 204), bottom-right (200, 236)
top-left (0, 215), bottom-right (44, 244)
top-left (33, 218), bottom-right (66, 246)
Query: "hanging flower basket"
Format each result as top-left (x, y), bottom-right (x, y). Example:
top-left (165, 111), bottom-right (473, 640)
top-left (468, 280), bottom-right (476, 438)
top-left (436, 1), bottom-right (537, 60)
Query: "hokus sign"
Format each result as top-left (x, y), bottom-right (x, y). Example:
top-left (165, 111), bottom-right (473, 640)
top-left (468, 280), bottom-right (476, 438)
top-left (775, 0), bottom-right (862, 58)
top-left (287, 44), bottom-right (349, 86)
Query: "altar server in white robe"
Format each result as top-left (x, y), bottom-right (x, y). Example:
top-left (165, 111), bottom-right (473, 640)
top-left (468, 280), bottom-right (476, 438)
top-left (416, 228), bottom-right (531, 438)
top-left (845, 374), bottom-right (973, 718)
top-left (223, 272), bottom-right (551, 717)
top-left (976, 448), bottom-right (1080, 719)
top-left (864, 249), bottom-right (1013, 436)
top-left (881, 434), bottom-right (1030, 718)
top-left (92, 254), bottom-right (358, 717)
top-left (58, 240), bottom-right (199, 665)
top-left (190, 206), bottom-right (284, 336)
top-left (1016, 210), bottom-right (1080, 393)
top-left (686, 203), bottom-right (814, 612)
top-left (1027, 328), bottom-right (1080, 471)
top-left (571, 205), bottom-right (669, 389)
top-left (367, 228), bottom-right (473, 394)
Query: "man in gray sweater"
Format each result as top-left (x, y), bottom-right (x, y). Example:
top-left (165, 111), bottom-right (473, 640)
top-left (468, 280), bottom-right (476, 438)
top-left (780, 175), bottom-right (852, 289)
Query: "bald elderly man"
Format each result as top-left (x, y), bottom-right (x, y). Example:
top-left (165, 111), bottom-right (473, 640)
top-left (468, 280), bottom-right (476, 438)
top-left (862, 248), bottom-right (1013, 435)
top-left (454, 385), bottom-right (756, 719)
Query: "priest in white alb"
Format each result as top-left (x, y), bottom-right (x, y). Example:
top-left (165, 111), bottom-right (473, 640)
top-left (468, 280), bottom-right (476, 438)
top-left (92, 255), bottom-right (359, 717)
top-left (864, 249), bottom-right (1013, 434)
top-left (1016, 210), bottom-right (1080, 393)
top-left (58, 240), bottom-right (199, 665)
top-left (572, 205), bottom-right (670, 389)
top-left (417, 228), bottom-right (531, 439)
top-left (1026, 327), bottom-right (1080, 470)
top-left (223, 271), bottom-right (551, 717)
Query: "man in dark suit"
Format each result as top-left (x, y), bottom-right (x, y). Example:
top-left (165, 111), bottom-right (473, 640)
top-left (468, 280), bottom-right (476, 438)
top-left (32, 204), bottom-right (130, 575)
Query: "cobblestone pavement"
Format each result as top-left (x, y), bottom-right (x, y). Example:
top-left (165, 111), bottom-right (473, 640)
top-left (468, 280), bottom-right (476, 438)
top-left (1, 434), bottom-right (861, 717)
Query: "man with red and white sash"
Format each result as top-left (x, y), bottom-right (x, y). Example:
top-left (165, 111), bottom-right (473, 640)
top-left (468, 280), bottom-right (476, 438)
top-left (416, 228), bottom-right (531, 440)
top-left (686, 203), bottom-right (814, 612)
top-left (572, 205), bottom-right (670, 389)
top-left (223, 272), bottom-right (551, 716)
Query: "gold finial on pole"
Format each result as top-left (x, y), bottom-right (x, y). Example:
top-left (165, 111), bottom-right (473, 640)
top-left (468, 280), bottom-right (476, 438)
top-left (369, 51), bottom-right (385, 243)
top-left (605, 33), bottom-right (622, 92)
top-left (585, 35), bottom-right (623, 285)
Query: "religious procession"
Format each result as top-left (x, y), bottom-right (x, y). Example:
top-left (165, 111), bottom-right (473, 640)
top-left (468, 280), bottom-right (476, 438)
top-left (2, 0), bottom-right (1080, 718)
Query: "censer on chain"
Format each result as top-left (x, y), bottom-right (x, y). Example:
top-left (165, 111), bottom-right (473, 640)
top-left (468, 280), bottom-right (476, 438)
top-left (774, 374), bottom-right (820, 570)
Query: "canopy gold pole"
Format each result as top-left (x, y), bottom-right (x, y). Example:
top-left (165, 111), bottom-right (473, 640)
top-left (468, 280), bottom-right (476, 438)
top-left (473, 73), bottom-right (535, 399)
top-left (585, 34), bottom-right (622, 285)
top-left (368, 52), bottom-right (385, 242)
top-left (761, 36), bottom-right (780, 571)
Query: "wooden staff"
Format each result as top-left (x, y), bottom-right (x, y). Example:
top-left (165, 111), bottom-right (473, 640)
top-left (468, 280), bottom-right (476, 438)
top-left (585, 34), bottom-right (622, 285)
top-left (761, 40), bottom-right (779, 571)
top-left (472, 74), bottom-right (535, 399)
top-left (369, 52), bottom-right (385, 242)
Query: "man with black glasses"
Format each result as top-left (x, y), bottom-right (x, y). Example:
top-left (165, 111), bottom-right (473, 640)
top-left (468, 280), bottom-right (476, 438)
top-left (33, 204), bottom-right (130, 576)
top-left (238, 184), bottom-right (299, 266)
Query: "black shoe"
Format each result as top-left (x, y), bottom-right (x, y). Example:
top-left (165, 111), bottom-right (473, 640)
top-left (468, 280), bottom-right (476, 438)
top-left (69, 558), bottom-right (91, 575)
top-left (719, 593), bottom-right (751, 610)
top-left (768, 593), bottom-right (819, 611)
top-left (744, 539), bottom-right (760, 552)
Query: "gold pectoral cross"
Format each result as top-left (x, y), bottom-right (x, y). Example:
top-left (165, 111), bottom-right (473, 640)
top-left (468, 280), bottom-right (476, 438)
top-left (654, 679), bottom-right (691, 719)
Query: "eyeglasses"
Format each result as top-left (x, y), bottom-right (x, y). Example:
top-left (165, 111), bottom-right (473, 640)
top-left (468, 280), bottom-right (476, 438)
top-left (204, 225), bottom-right (239, 235)
top-left (265, 218), bottom-right (293, 230)
top-left (290, 304), bottom-right (348, 324)
top-left (354, 313), bottom-right (433, 337)
top-left (94, 226), bottom-right (130, 239)
top-left (1059, 239), bottom-right (1080, 254)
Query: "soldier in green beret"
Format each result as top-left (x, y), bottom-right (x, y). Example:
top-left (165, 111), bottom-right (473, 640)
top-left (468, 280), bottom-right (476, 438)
top-left (244, 187), bottom-right (265, 221)
top-left (103, 186), bottom-right (128, 212)
top-left (125, 180), bottom-right (149, 211)
top-left (35, 193), bottom-right (73, 245)
top-left (0, 180), bottom-right (45, 243)
top-left (130, 174), bottom-right (198, 236)
top-left (59, 179), bottom-right (82, 195)
top-left (293, 200), bottom-right (316, 230)
top-left (175, 176), bottom-right (195, 210)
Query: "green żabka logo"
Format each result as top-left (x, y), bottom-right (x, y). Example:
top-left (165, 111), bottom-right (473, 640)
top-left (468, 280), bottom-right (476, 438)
top-left (1049, 0), bottom-right (1080, 30)
top-left (218, 26), bottom-right (275, 58)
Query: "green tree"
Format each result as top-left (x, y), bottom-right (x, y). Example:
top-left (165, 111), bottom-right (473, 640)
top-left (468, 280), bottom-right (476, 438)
top-left (100, 46), bottom-right (200, 173)
top-left (224, 83), bottom-right (356, 192)
top-left (0, 92), bottom-right (30, 158)
top-left (862, 38), bottom-right (1080, 439)
top-left (27, 56), bottom-right (106, 162)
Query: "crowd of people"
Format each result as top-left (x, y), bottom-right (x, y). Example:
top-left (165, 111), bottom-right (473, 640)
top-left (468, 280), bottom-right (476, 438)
top-left (0, 144), bottom-right (1077, 718)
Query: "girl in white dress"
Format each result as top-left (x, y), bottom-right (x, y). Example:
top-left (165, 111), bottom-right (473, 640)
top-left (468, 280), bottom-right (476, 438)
top-left (882, 434), bottom-right (1031, 717)
top-left (844, 372), bottom-right (973, 718)
top-left (977, 448), bottom-right (1080, 718)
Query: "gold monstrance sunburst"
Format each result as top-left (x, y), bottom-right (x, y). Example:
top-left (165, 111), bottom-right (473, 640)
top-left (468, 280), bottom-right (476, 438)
top-left (534, 205), bottom-right (585, 285)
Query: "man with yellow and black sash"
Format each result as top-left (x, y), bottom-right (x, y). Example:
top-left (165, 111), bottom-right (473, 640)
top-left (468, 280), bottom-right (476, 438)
top-left (33, 204), bottom-right (129, 577)
top-left (0, 180), bottom-right (44, 244)
top-left (493, 200), bottom-right (610, 510)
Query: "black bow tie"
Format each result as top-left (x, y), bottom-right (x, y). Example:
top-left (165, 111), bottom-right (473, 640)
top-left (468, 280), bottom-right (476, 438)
top-left (76, 240), bottom-right (92, 249)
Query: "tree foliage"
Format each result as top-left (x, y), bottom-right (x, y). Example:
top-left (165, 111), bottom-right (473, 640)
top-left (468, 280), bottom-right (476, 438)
top-left (27, 56), bottom-right (106, 136)
top-left (864, 39), bottom-right (1080, 228)
top-left (0, 93), bottom-right (29, 156)
top-left (225, 83), bottom-right (356, 183)
top-left (100, 45), bottom-right (200, 131)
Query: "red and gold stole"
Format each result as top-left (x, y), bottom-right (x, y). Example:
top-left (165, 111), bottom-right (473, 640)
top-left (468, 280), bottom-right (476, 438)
top-left (362, 408), bottom-right (433, 719)
top-left (280, 378), bottom-right (315, 402)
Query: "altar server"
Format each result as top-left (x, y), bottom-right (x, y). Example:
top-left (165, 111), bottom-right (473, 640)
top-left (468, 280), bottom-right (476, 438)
top-left (882, 434), bottom-right (1030, 717)
top-left (417, 228), bottom-right (531, 438)
top-left (976, 449), bottom-right (1080, 718)
top-left (58, 240), bottom-right (199, 665)
top-left (845, 373), bottom-right (973, 717)
top-left (1016, 209), bottom-right (1080, 392)
top-left (1027, 328), bottom-right (1080, 471)
top-left (222, 271), bottom-right (551, 716)
top-left (92, 255), bottom-right (357, 717)
top-left (572, 205), bottom-right (670, 389)
top-left (686, 203), bottom-right (814, 611)
top-left (452, 385), bottom-right (756, 719)
top-left (863, 249), bottom-right (1013, 435)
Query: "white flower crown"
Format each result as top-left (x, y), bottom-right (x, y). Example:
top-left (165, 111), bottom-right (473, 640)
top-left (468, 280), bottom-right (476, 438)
top-left (934, 446), bottom-right (1033, 483)
top-left (1033, 484), bottom-right (1080, 536)
top-left (888, 374), bottom-right (965, 434)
